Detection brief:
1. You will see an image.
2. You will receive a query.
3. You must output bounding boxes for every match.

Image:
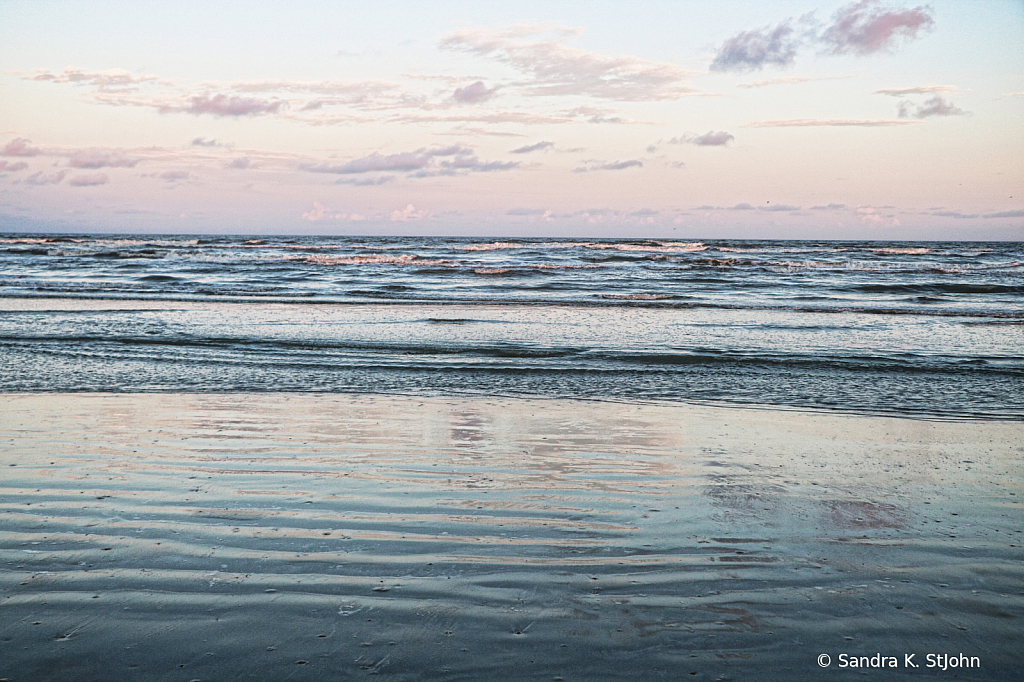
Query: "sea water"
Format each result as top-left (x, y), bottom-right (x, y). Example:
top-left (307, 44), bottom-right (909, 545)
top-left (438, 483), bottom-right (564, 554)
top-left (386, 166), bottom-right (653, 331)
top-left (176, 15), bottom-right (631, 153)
top-left (1, 235), bottom-right (1021, 418)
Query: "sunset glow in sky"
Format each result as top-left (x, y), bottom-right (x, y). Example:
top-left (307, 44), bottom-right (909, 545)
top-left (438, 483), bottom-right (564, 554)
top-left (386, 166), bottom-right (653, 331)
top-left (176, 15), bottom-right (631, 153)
top-left (2, 0), bottom-right (1022, 238)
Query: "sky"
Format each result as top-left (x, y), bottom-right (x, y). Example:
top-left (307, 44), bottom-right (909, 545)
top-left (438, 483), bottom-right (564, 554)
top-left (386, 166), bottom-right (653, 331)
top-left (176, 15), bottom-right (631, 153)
top-left (1, 0), bottom-right (1022, 239)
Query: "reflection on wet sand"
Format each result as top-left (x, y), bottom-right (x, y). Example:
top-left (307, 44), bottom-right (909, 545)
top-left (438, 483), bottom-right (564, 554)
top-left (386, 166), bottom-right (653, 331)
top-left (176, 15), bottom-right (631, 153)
top-left (1, 394), bottom-right (1021, 680)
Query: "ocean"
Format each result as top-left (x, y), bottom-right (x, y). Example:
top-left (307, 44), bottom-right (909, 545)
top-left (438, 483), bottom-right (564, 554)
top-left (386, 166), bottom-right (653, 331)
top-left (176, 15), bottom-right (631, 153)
top-left (1, 234), bottom-right (1020, 418)
top-left (2, 235), bottom-right (1022, 680)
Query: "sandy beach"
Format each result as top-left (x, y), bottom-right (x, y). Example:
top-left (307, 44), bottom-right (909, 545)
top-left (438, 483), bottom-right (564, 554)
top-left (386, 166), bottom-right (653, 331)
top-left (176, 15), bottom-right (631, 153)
top-left (1, 393), bottom-right (1021, 680)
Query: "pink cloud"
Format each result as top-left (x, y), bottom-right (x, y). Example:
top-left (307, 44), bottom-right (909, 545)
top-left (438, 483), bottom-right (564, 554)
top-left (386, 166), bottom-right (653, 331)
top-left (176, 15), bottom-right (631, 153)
top-left (670, 131), bottom-right (735, 146)
top-left (180, 94), bottom-right (285, 117)
top-left (300, 201), bottom-right (366, 221)
top-left (857, 206), bottom-right (900, 227)
top-left (573, 160), bottom-right (643, 173)
top-left (2, 138), bottom-right (42, 157)
top-left (25, 67), bottom-right (161, 88)
top-left (191, 137), bottom-right (224, 147)
top-left (68, 150), bottom-right (140, 168)
top-left (452, 81), bottom-right (500, 104)
top-left (228, 78), bottom-right (400, 97)
top-left (386, 110), bottom-right (571, 126)
top-left (302, 201), bottom-right (330, 221)
top-left (821, 1), bottom-right (934, 55)
top-left (304, 145), bottom-right (516, 177)
top-left (875, 84), bottom-right (957, 96)
top-left (68, 172), bottom-right (109, 186)
top-left (25, 170), bottom-right (67, 185)
top-left (439, 26), bottom-right (698, 101)
top-left (307, 150), bottom-right (438, 174)
top-left (336, 175), bottom-right (394, 186)
top-left (158, 170), bottom-right (190, 181)
top-left (390, 204), bottom-right (429, 221)
top-left (0, 160), bottom-right (29, 172)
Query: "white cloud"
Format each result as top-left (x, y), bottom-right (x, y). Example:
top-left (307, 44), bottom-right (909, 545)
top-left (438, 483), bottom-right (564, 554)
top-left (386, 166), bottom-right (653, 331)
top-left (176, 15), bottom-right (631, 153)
top-left (439, 25), bottom-right (698, 101)
top-left (303, 145), bottom-right (517, 178)
top-left (300, 201), bottom-right (367, 221)
top-left (875, 84), bottom-right (957, 96)
top-left (25, 66), bottom-right (162, 88)
top-left (857, 206), bottom-right (900, 226)
top-left (390, 203), bottom-right (429, 221)
top-left (897, 95), bottom-right (969, 119)
top-left (669, 131), bottom-right (735, 146)
top-left (25, 170), bottom-right (67, 185)
top-left (451, 81), bottom-right (500, 104)
top-left (302, 201), bottom-right (329, 221)
top-left (573, 160), bottom-right (643, 172)
top-left (68, 172), bottom-right (109, 186)
top-left (67, 150), bottom-right (140, 168)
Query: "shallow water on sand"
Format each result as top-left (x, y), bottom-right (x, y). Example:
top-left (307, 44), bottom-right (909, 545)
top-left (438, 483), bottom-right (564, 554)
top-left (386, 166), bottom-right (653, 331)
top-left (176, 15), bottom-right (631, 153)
top-left (1, 394), bottom-right (1021, 680)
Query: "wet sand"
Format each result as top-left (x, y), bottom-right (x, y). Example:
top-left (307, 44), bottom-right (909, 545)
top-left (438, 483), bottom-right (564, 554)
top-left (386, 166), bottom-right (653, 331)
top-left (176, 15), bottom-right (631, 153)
top-left (1, 394), bottom-right (1021, 681)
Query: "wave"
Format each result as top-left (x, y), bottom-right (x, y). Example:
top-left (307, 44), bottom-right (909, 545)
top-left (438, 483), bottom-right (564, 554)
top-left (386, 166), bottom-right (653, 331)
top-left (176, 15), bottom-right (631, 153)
top-left (458, 240), bottom-right (707, 253)
top-left (4, 329), bottom-right (1020, 372)
top-left (868, 247), bottom-right (931, 255)
top-left (2, 236), bottom-right (1020, 324)
top-left (597, 293), bottom-right (684, 300)
top-left (294, 253), bottom-right (455, 266)
top-left (848, 282), bottom-right (1024, 295)
top-left (2, 287), bottom-right (1022, 318)
top-left (3, 336), bottom-right (1021, 418)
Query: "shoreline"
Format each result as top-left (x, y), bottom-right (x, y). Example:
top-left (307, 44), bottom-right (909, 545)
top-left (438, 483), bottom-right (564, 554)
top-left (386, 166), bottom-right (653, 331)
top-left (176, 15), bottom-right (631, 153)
top-left (2, 393), bottom-right (1022, 680)
top-left (2, 389), bottom-right (1021, 424)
